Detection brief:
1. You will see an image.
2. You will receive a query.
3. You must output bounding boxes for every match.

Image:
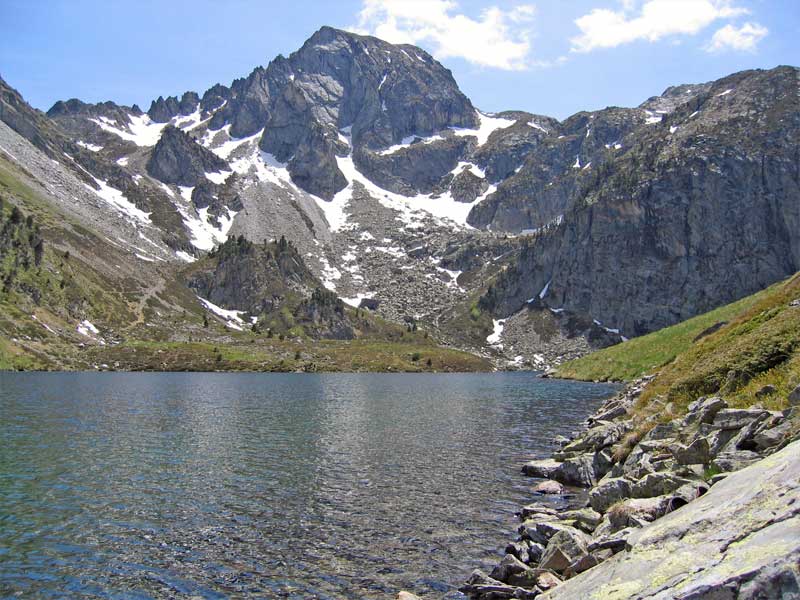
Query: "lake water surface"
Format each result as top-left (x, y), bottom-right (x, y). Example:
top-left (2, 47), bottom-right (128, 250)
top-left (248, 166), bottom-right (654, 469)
top-left (0, 372), bottom-right (617, 598)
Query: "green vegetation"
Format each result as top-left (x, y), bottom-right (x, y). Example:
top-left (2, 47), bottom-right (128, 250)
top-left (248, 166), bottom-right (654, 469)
top-left (555, 271), bottom-right (800, 438)
top-left (638, 273), bottom-right (800, 414)
top-left (84, 337), bottom-right (490, 373)
top-left (555, 283), bottom-right (776, 382)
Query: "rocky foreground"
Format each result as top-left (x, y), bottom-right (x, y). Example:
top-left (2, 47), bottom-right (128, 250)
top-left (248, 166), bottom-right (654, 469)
top-left (402, 379), bottom-right (800, 599)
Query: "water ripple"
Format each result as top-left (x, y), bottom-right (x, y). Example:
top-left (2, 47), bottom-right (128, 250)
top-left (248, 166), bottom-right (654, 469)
top-left (0, 372), bottom-right (617, 598)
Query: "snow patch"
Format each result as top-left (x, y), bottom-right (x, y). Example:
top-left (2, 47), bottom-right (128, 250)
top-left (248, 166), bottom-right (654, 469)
top-left (539, 279), bottom-right (552, 299)
top-left (205, 170), bottom-right (233, 185)
top-left (76, 141), bottom-right (103, 152)
top-left (77, 319), bottom-right (100, 337)
top-left (452, 111), bottom-right (516, 146)
top-left (175, 251), bottom-right (196, 263)
top-left (318, 256), bottom-right (342, 291)
top-left (487, 319), bottom-right (505, 347)
top-left (90, 113), bottom-right (167, 147)
top-left (528, 120), bottom-right (548, 133)
top-left (378, 133), bottom-right (444, 156)
top-left (451, 161), bottom-right (486, 179)
top-left (341, 293), bottom-right (373, 308)
top-left (197, 296), bottom-right (245, 331)
top-left (716, 88), bottom-right (734, 97)
top-left (85, 178), bottom-right (151, 224)
top-left (644, 111), bottom-right (662, 125)
top-left (212, 127), bottom-right (264, 160)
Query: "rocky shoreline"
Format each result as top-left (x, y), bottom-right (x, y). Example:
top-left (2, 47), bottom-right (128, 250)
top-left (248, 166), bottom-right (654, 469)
top-left (407, 377), bottom-right (800, 599)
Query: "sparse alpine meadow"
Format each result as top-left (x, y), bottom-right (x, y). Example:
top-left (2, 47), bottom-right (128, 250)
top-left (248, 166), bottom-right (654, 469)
top-left (1, 4), bottom-right (799, 600)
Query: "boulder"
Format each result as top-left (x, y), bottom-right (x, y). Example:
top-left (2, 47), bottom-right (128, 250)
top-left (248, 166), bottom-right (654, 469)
top-left (539, 528), bottom-right (589, 573)
top-left (683, 396), bottom-right (727, 425)
top-left (630, 472), bottom-right (694, 499)
top-left (535, 522), bottom-right (583, 543)
top-left (519, 503), bottom-right (558, 520)
top-left (789, 385), bottom-right (800, 407)
top-left (563, 549), bottom-right (613, 578)
top-left (592, 448), bottom-right (615, 480)
top-left (607, 497), bottom-right (668, 531)
top-left (558, 508), bottom-right (602, 533)
top-left (642, 422), bottom-right (678, 441)
top-left (712, 408), bottom-right (769, 430)
top-left (397, 593), bottom-right (421, 600)
top-left (460, 569), bottom-right (540, 600)
top-left (711, 450), bottom-right (762, 473)
top-left (589, 477), bottom-right (633, 513)
top-left (560, 421), bottom-right (629, 455)
top-left (588, 527), bottom-right (635, 553)
top-left (555, 454), bottom-right (597, 487)
top-left (671, 437), bottom-right (711, 465)
top-left (542, 440), bottom-right (800, 600)
top-left (522, 458), bottom-right (561, 478)
top-left (534, 480), bottom-right (565, 495)
top-left (755, 384), bottom-right (777, 398)
top-left (506, 540), bottom-right (544, 565)
top-left (535, 570), bottom-right (562, 591)
top-left (490, 554), bottom-right (533, 586)
top-left (753, 421), bottom-right (792, 451)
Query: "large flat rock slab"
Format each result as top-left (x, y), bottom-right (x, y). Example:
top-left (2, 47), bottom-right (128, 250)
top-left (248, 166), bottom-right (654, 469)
top-left (543, 440), bottom-right (800, 599)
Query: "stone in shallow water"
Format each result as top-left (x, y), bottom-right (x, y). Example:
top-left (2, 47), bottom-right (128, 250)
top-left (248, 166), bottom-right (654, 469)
top-left (534, 480), bottom-right (565, 495)
top-left (522, 458), bottom-right (561, 478)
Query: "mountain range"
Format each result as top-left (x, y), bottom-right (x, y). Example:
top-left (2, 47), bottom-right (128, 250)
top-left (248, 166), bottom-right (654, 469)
top-left (0, 26), bottom-right (797, 370)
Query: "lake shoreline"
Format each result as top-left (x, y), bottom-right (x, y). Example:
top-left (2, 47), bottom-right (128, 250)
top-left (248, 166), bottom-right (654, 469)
top-left (451, 376), bottom-right (799, 599)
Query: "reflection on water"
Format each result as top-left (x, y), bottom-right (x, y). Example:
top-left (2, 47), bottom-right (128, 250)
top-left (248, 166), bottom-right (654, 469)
top-left (0, 372), bottom-right (617, 598)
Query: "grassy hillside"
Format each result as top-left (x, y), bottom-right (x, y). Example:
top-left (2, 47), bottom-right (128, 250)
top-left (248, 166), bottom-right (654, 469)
top-left (557, 272), bottom-right (800, 422)
top-left (639, 272), bottom-right (800, 413)
top-left (554, 282), bottom-right (782, 382)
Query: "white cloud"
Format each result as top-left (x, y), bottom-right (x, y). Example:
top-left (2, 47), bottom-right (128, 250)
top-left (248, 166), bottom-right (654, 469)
top-left (571, 0), bottom-right (749, 53)
top-left (354, 0), bottom-right (537, 70)
top-left (705, 21), bottom-right (767, 52)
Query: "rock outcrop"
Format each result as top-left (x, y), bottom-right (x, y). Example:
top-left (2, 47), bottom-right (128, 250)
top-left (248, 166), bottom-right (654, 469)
top-left (463, 379), bottom-right (800, 599)
top-left (146, 125), bottom-right (229, 187)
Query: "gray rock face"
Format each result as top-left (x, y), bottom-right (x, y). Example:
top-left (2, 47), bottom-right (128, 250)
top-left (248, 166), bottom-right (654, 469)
top-left (480, 66), bottom-right (800, 338)
top-left (543, 440), bottom-right (800, 599)
top-left (146, 125), bottom-right (229, 187)
top-left (468, 107), bottom-right (645, 232)
top-left (450, 166), bottom-right (489, 203)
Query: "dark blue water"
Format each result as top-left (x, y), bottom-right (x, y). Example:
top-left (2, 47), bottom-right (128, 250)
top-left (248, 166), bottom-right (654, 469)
top-left (0, 372), bottom-right (617, 599)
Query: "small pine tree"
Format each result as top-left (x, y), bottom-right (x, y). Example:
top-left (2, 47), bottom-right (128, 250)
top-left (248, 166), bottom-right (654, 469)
top-left (203, 314), bottom-right (209, 328)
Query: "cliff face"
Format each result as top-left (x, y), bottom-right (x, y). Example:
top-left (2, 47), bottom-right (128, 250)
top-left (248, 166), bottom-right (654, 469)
top-left (480, 67), bottom-right (800, 338)
top-left (145, 125), bottom-right (229, 187)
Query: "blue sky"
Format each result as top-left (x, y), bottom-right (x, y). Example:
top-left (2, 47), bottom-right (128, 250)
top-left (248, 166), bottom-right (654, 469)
top-left (1, 0), bottom-right (796, 120)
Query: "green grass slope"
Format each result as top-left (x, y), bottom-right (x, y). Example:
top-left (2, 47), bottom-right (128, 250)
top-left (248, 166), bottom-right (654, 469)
top-left (554, 281), bottom-right (781, 382)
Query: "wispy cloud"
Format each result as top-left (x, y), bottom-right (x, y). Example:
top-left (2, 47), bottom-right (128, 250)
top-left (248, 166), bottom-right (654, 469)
top-left (353, 0), bottom-right (538, 70)
top-left (570, 0), bottom-right (750, 53)
top-left (705, 21), bottom-right (768, 52)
